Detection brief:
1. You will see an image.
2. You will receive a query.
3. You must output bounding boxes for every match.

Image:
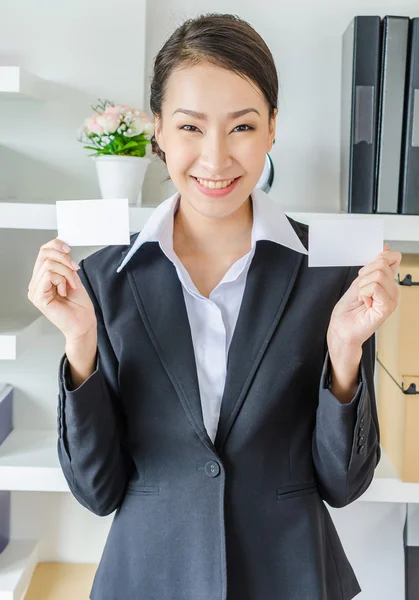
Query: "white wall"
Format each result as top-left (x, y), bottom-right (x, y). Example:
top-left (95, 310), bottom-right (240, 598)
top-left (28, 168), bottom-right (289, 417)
top-left (1, 1), bottom-right (419, 599)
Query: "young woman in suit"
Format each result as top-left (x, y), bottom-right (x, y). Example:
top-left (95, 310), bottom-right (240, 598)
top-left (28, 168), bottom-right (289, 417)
top-left (28, 13), bottom-right (402, 600)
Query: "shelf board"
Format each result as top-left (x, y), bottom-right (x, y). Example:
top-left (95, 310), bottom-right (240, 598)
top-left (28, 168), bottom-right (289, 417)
top-left (0, 316), bottom-right (44, 361)
top-left (0, 202), bottom-right (418, 241)
top-left (0, 429), bottom-right (418, 501)
top-left (0, 202), bottom-right (154, 233)
top-left (0, 430), bottom-right (67, 492)
top-left (21, 562), bottom-right (97, 600)
top-left (0, 539), bottom-right (38, 600)
top-left (0, 68), bottom-right (44, 100)
top-left (357, 448), bottom-right (419, 503)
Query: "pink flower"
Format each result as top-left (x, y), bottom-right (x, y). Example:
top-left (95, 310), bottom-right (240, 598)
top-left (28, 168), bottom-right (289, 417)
top-left (106, 105), bottom-right (121, 115)
top-left (96, 112), bottom-right (121, 133)
top-left (106, 104), bottom-right (130, 116)
top-left (84, 115), bottom-right (104, 136)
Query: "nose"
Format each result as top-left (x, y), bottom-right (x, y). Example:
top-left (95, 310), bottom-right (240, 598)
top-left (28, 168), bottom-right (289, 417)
top-left (199, 130), bottom-right (233, 176)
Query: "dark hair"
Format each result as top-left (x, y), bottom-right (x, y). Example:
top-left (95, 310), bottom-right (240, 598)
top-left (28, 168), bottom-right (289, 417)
top-left (149, 13), bottom-right (279, 166)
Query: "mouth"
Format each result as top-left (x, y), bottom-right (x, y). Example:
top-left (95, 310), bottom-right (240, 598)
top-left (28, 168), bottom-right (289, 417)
top-left (190, 175), bottom-right (242, 197)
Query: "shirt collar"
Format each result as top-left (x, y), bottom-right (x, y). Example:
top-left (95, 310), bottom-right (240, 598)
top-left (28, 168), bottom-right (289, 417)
top-left (116, 187), bottom-right (308, 273)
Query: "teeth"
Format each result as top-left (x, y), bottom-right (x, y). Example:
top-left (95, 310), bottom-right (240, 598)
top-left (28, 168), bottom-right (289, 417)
top-left (196, 177), bottom-right (235, 189)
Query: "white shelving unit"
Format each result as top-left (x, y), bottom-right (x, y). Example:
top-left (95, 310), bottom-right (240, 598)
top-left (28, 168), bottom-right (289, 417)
top-left (0, 316), bottom-right (44, 361)
top-left (0, 539), bottom-right (38, 600)
top-left (0, 2), bottom-right (150, 594)
top-left (1, 201), bottom-right (419, 242)
top-left (0, 68), bottom-right (44, 101)
top-left (0, 430), bottom-right (67, 493)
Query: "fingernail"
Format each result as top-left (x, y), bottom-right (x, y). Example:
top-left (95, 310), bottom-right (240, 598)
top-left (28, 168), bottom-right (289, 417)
top-left (62, 244), bottom-right (71, 253)
top-left (71, 260), bottom-right (80, 270)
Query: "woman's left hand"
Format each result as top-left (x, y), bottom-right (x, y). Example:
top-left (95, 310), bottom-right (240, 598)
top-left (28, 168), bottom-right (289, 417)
top-left (327, 243), bottom-right (403, 350)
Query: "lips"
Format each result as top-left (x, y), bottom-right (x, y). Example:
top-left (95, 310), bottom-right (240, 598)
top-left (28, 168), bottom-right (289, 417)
top-left (192, 176), bottom-right (239, 185)
top-left (191, 175), bottom-right (242, 197)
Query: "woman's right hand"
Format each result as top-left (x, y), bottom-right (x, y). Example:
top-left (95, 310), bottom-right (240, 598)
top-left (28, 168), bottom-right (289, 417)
top-left (27, 237), bottom-right (97, 343)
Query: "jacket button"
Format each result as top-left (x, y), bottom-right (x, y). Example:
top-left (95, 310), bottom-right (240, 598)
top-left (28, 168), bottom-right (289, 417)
top-left (205, 461), bottom-right (220, 477)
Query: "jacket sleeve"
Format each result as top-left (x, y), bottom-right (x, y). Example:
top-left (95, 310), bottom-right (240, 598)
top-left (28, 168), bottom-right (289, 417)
top-left (57, 257), bottom-right (134, 516)
top-left (312, 265), bottom-right (380, 509)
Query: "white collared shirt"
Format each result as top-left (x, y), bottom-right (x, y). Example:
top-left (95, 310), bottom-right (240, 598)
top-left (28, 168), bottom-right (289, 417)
top-left (116, 188), bottom-right (307, 443)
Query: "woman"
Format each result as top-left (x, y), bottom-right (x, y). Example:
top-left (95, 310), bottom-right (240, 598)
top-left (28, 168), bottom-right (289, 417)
top-left (28, 13), bottom-right (401, 600)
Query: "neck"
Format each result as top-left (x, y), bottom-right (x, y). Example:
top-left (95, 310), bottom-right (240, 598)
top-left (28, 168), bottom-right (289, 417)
top-left (173, 196), bottom-right (253, 257)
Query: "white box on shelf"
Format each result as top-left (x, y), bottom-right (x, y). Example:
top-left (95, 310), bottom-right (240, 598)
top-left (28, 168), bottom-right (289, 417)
top-left (0, 539), bottom-right (38, 600)
top-left (0, 316), bottom-right (44, 361)
top-left (0, 67), bottom-right (44, 100)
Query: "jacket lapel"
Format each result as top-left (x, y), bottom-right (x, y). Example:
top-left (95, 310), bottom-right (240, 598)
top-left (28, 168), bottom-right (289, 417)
top-left (213, 239), bottom-right (304, 453)
top-left (122, 242), bottom-right (215, 452)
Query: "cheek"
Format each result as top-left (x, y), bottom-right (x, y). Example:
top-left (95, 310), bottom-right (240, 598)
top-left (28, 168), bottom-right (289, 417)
top-left (166, 137), bottom-right (197, 167)
top-left (237, 142), bottom-right (266, 174)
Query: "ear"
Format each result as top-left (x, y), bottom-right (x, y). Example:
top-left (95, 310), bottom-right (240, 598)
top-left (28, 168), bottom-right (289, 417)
top-left (154, 115), bottom-right (165, 152)
top-left (267, 108), bottom-right (277, 153)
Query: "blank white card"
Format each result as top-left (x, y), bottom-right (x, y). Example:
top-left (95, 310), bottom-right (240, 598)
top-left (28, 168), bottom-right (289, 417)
top-left (56, 198), bottom-right (130, 246)
top-left (308, 218), bottom-right (385, 267)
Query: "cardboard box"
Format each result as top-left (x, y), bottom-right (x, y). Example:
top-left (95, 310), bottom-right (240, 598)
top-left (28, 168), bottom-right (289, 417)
top-left (377, 361), bottom-right (419, 481)
top-left (377, 253), bottom-right (419, 482)
top-left (377, 253), bottom-right (419, 379)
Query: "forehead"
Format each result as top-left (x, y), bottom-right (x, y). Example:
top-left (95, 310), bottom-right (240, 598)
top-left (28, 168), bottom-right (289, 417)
top-left (163, 62), bottom-right (266, 114)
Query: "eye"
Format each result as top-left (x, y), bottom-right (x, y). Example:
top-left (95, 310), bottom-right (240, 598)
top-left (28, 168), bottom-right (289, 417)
top-left (232, 124), bottom-right (255, 132)
top-left (178, 124), bottom-right (255, 133)
top-left (179, 125), bottom-right (200, 132)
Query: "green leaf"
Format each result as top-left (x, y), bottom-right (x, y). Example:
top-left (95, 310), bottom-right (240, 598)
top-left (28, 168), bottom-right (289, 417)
top-left (119, 141), bottom-right (138, 151)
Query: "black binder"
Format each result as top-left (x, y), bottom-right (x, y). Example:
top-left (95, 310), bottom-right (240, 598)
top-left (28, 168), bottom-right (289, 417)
top-left (375, 16), bottom-right (410, 214)
top-left (399, 17), bottom-right (419, 215)
top-left (340, 16), bottom-right (381, 213)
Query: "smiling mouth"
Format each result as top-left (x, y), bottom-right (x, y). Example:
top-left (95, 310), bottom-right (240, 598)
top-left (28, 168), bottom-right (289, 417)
top-left (191, 176), bottom-right (241, 189)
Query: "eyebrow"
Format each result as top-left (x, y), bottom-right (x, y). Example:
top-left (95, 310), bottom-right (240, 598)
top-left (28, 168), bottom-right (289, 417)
top-left (172, 108), bottom-right (261, 120)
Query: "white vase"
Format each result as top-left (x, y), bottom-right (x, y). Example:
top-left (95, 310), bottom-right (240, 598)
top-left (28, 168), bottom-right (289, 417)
top-left (93, 155), bottom-right (150, 206)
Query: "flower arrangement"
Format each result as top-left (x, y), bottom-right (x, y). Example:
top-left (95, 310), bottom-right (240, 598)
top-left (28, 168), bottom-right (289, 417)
top-left (78, 99), bottom-right (155, 158)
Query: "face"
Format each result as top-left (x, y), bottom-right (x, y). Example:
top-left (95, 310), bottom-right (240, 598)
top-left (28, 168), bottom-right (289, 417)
top-left (154, 61), bottom-right (277, 220)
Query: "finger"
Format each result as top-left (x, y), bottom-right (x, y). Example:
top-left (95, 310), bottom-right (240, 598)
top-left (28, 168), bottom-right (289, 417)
top-left (358, 253), bottom-right (401, 279)
top-left (375, 250), bottom-right (402, 277)
top-left (31, 238), bottom-right (72, 279)
top-left (35, 271), bottom-right (68, 307)
top-left (357, 281), bottom-right (397, 315)
top-left (30, 248), bottom-right (79, 291)
top-left (37, 259), bottom-right (79, 291)
top-left (358, 268), bottom-right (399, 303)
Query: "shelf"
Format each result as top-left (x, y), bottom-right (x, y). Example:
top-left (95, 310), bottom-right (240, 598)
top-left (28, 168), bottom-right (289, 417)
top-left (0, 430), bottom-right (67, 493)
top-left (22, 562), bottom-right (97, 600)
top-left (1, 429), bottom-right (418, 501)
top-left (0, 202), bottom-right (154, 234)
top-left (0, 68), bottom-right (44, 101)
top-left (289, 211), bottom-right (419, 243)
top-left (0, 539), bottom-right (38, 600)
top-left (358, 448), bottom-right (419, 503)
top-left (0, 202), bottom-right (418, 242)
top-left (0, 316), bottom-right (44, 361)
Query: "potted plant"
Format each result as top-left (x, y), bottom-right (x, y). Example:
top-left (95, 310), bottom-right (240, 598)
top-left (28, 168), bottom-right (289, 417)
top-left (78, 99), bottom-right (154, 206)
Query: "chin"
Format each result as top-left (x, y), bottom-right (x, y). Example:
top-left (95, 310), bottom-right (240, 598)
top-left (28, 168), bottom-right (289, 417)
top-left (193, 197), bottom-right (249, 220)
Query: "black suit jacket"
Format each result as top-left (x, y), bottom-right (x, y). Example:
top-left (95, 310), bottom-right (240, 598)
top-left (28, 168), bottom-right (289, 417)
top-left (57, 216), bottom-right (379, 600)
